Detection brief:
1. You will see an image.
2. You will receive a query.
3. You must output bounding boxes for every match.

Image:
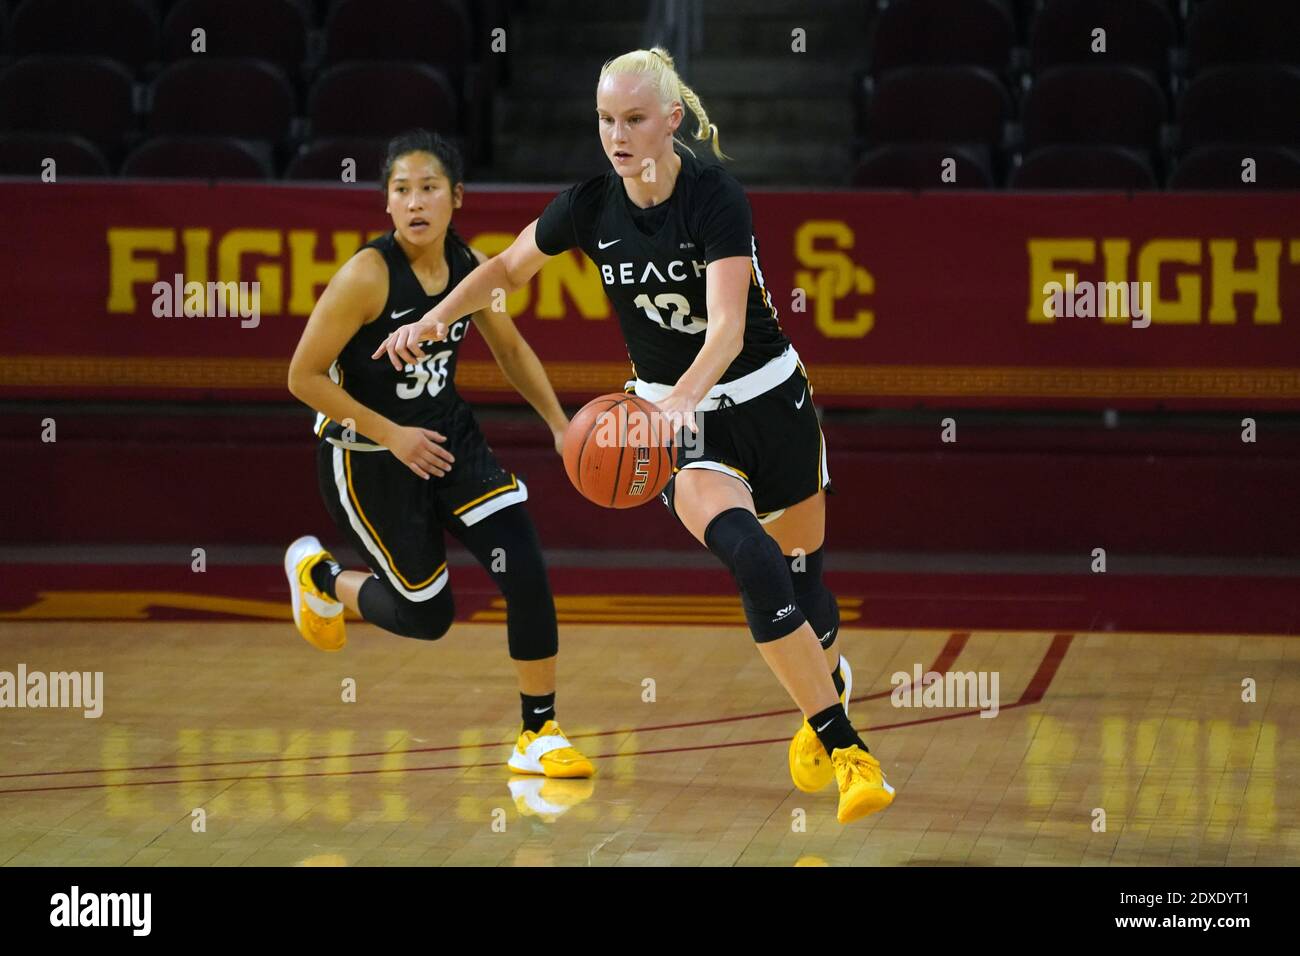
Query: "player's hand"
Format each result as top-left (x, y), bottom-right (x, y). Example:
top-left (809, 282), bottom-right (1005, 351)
top-left (386, 425), bottom-right (456, 480)
top-left (552, 421), bottom-right (568, 456)
top-left (371, 310), bottom-right (449, 370)
top-left (655, 390), bottom-right (700, 440)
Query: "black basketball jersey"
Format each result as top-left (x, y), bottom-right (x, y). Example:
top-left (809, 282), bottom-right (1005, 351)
top-left (534, 141), bottom-right (789, 387)
top-left (314, 229), bottom-right (479, 443)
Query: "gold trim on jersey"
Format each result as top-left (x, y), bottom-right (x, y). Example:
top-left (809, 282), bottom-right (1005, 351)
top-left (452, 476), bottom-right (520, 516)
top-left (343, 449), bottom-right (446, 590)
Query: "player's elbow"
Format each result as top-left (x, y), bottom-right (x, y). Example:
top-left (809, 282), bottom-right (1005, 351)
top-left (286, 361), bottom-right (316, 402)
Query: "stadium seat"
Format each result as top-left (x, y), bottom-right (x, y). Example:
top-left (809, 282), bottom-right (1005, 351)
top-left (867, 66), bottom-right (1010, 146)
top-left (1178, 65), bottom-right (1300, 151)
top-left (284, 136), bottom-right (389, 183)
top-left (1169, 144), bottom-right (1300, 190)
top-left (0, 56), bottom-right (135, 160)
top-left (148, 59), bottom-right (295, 143)
top-left (161, 0), bottom-right (309, 79)
top-left (121, 135), bottom-right (273, 179)
top-left (1187, 0), bottom-right (1300, 75)
top-left (10, 0), bottom-right (159, 69)
top-left (851, 143), bottom-right (995, 188)
top-left (309, 62), bottom-right (459, 140)
top-left (0, 130), bottom-right (112, 176)
top-left (1030, 0), bottom-right (1175, 78)
top-left (322, 0), bottom-right (471, 82)
top-left (870, 0), bottom-right (1015, 75)
top-left (1022, 65), bottom-right (1167, 153)
top-left (1010, 144), bottom-right (1157, 189)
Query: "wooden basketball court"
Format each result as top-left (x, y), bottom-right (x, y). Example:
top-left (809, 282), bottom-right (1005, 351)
top-left (2, 614), bottom-right (1295, 866)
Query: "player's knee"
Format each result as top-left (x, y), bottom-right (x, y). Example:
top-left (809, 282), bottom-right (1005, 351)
top-left (705, 508), bottom-right (806, 642)
top-left (396, 591), bottom-right (455, 642)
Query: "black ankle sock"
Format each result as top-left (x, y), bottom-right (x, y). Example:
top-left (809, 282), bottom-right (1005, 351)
top-left (309, 557), bottom-right (342, 600)
top-left (521, 692), bottom-right (555, 733)
top-left (831, 660), bottom-right (846, 697)
top-left (809, 703), bottom-right (867, 756)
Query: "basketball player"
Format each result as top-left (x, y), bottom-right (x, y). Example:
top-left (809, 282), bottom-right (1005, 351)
top-left (286, 130), bottom-right (593, 780)
top-left (375, 51), bottom-right (893, 823)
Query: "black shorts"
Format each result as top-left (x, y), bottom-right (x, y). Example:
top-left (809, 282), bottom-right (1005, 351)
top-left (660, 364), bottom-right (831, 523)
top-left (315, 401), bottom-right (527, 602)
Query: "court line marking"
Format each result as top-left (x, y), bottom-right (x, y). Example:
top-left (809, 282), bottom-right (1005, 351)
top-left (0, 635), bottom-right (1072, 796)
top-left (0, 632), bottom-right (976, 782)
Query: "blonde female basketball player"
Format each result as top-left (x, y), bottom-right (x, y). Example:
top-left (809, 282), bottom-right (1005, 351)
top-left (376, 53), bottom-right (892, 822)
top-left (287, 130), bottom-right (593, 780)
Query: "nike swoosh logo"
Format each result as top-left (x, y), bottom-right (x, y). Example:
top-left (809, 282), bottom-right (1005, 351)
top-left (533, 706), bottom-right (553, 714)
top-left (597, 239), bottom-right (621, 249)
top-left (815, 719), bottom-right (835, 733)
top-left (794, 389), bottom-right (807, 409)
top-left (391, 308), bottom-right (415, 320)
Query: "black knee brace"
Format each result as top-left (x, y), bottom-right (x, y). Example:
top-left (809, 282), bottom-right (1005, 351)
top-left (704, 508), bottom-right (807, 642)
top-left (786, 547), bottom-right (840, 650)
top-left (453, 503), bottom-right (559, 661)
top-left (358, 576), bottom-right (455, 641)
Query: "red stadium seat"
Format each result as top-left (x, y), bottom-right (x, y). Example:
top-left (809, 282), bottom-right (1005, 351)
top-left (1178, 65), bottom-right (1300, 150)
top-left (1022, 65), bottom-right (1167, 153)
top-left (1169, 144), bottom-right (1300, 191)
top-left (0, 56), bottom-right (135, 159)
top-left (284, 136), bottom-right (389, 183)
top-left (121, 135), bottom-right (273, 180)
top-left (0, 130), bottom-right (111, 176)
top-left (852, 143), bottom-right (995, 188)
top-left (148, 58), bottom-right (296, 143)
top-left (1010, 144), bottom-right (1157, 189)
top-left (10, 0), bottom-right (158, 69)
top-left (1030, 0), bottom-right (1175, 78)
top-left (308, 62), bottom-right (459, 140)
top-left (322, 0), bottom-right (471, 81)
top-left (869, 0), bottom-right (1015, 75)
top-left (868, 66), bottom-right (1010, 146)
top-left (1187, 0), bottom-right (1300, 75)
top-left (161, 0), bottom-right (309, 79)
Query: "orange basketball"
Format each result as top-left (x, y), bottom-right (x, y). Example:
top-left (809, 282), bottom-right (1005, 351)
top-left (562, 393), bottom-right (675, 508)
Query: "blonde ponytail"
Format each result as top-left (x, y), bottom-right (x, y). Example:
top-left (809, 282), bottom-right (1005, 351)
top-left (598, 46), bottom-right (731, 161)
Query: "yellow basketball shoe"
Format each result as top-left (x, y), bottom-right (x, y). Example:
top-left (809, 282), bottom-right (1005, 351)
top-left (508, 720), bottom-right (595, 778)
top-left (788, 655), bottom-right (853, 793)
top-left (832, 745), bottom-right (895, 823)
top-left (284, 535), bottom-right (346, 652)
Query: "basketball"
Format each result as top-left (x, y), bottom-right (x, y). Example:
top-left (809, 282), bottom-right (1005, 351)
top-left (562, 393), bottom-right (675, 508)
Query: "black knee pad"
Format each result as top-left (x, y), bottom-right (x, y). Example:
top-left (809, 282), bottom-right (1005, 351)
top-left (454, 503), bottom-right (559, 661)
top-left (704, 508), bottom-right (807, 642)
top-left (786, 547), bottom-right (839, 649)
top-left (359, 576), bottom-right (455, 641)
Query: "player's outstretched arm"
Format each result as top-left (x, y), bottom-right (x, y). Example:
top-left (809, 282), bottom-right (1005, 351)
top-left (373, 219), bottom-right (553, 369)
top-left (288, 251), bottom-right (456, 480)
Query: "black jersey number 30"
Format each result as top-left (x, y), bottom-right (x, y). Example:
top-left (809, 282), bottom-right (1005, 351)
top-left (633, 293), bottom-right (708, 334)
top-left (396, 348), bottom-right (453, 400)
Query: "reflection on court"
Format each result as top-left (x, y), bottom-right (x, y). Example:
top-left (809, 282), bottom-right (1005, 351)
top-left (0, 622), bottom-right (1295, 866)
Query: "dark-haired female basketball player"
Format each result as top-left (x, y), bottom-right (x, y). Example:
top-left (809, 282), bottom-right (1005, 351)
top-left (287, 130), bottom-right (593, 780)
top-left (377, 51), bottom-right (893, 823)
